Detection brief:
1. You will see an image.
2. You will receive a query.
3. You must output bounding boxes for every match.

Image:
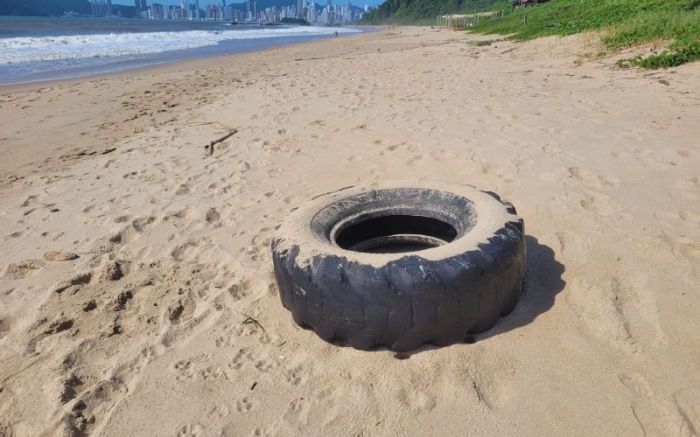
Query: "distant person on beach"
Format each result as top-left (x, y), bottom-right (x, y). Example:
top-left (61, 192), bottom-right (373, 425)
top-left (335, 31), bottom-right (338, 37)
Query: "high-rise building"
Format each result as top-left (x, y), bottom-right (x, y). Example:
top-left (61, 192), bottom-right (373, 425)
top-left (180, 0), bottom-right (187, 18)
top-left (134, 0), bottom-right (147, 17)
top-left (195, 0), bottom-right (200, 18)
top-left (151, 2), bottom-right (164, 19)
top-left (297, 0), bottom-right (303, 18)
top-left (91, 0), bottom-right (113, 17)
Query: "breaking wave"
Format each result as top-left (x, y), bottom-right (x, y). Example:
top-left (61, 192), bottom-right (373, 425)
top-left (0, 26), bottom-right (360, 64)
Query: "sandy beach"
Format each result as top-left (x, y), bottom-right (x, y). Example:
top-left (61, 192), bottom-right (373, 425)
top-left (1, 27), bottom-right (699, 436)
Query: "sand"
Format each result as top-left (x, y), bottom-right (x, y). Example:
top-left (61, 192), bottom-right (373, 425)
top-left (0, 27), bottom-right (699, 436)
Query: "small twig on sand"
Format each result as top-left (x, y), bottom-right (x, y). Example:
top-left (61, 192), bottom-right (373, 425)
top-left (205, 129), bottom-right (238, 156)
top-left (242, 314), bottom-right (265, 332)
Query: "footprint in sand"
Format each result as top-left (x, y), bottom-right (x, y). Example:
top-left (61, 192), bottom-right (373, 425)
top-left (236, 396), bottom-right (254, 413)
top-left (209, 404), bottom-right (231, 419)
top-left (64, 377), bottom-right (128, 436)
top-left (52, 271), bottom-right (92, 294)
top-left (99, 260), bottom-right (128, 282)
top-left (200, 365), bottom-right (223, 380)
top-left (619, 372), bottom-right (698, 436)
top-left (166, 297), bottom-right (195, 325)
top-left (246, 227), bottom-right (274, 261)
top-left (171, 240), bottom-right (199, 262)
top-left (250, 426), bottom-right (278, 437)
top-left (396, 388), bottom-right (437, 414)
top-left (1, 259), bottom-right (45, 280)
top-left (58, 372), bottom-right (83, 404)
top-left (176, 423), bottom-right (205, 437)
top-left (175, 184), bottom-right (191, 195)
top-left (679, 211), bottom-right (700, 224)
top-left (0, 317), bottom-right (13, 340)
top-left (565, 277), bottom-right (636, 351)
top-left (253, 354), bottom-right (279, 372)
top-left (566, 276), bottom-right (662, 353)
top-left (205, 207), bottom-right (220, 223)
top-left (173, 353), bottom-right (211, 381)
top-left (173, 359), bottom-right (197, 381)
top-left (579, 193), bottom-right (615, 216)
top-left (284, 362), bottom-right (313, 387)
top-left (228, 347), bottom-right (254, 369)
top-left (109, 216), bottom-right (154, 245)
top-left (114, 215), bottom-right (131, 224)
top-left (553, 231), bottom-right (591, 264)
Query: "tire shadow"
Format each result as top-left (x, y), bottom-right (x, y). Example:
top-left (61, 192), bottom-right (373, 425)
top-left (306, 234), bottom-right (565, 358)
top-left (473, 235), bottom-right (566, 342)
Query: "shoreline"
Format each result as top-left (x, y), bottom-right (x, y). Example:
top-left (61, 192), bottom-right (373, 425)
top-left (0, 29), bottom-right (382, 181)
top-left (0, 26), bottom-right (699, 436)
top-left (0, 26), bottom-right (374, 91)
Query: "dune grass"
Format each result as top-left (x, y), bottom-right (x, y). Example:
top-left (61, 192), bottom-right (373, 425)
top-left (472, 0), bottom-right (700, 68)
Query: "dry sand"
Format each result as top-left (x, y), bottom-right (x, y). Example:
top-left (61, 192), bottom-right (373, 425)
top-left (1, 27), bottom-right (699, 436)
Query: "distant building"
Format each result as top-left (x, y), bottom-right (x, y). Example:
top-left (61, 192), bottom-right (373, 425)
top-left (91, 0), bottom-right (113, 17)
top-left (133, 0), bottom-right (148, 18)
top-left (112, 0), bottom-right (359, 24)
top-left (206, 4), bottom-right (221, 20)
top-left (180, 0), bottom-right (188, 19)
top-left (151, 2), bottom-right (164, 19)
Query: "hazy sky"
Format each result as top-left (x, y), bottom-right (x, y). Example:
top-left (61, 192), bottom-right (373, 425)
top-left (112, 0), bottom-right (384, 6)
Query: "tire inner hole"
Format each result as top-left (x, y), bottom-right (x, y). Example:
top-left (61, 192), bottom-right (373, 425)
top-left (334, 215), bottom-right (458, 254)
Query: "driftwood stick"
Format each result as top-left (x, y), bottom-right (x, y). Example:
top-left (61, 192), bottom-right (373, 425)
top-left (210, 129), bottom-right (238, 146)
top-left (241, 314), bottom-right (266, 333)
top-left (205, 128), bottom-right (238, 156)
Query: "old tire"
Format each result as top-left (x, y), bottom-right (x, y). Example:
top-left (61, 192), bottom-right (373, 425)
top-left (271, 181), bottom-right (526, 352)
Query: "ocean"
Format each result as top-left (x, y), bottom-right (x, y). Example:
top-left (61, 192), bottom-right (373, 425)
top-left (0, 16), bottom-right (362, 86)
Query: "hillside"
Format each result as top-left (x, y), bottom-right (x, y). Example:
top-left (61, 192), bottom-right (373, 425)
top-left (363, 0), bottom-right (504, 24)
top-left (0, 0), bottom-right (92, 16)
top-left (364, 0), bottom-right (699, 68)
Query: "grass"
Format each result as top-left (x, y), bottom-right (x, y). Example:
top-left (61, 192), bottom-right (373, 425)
top-left (617, 39), bottom-right (700, 68)
top-left (362, 0), bottom-right (505, 25)
top-left (471, 0), bottom-right (700, 68)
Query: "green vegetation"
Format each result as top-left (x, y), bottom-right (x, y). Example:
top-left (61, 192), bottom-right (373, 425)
top-left (362, 0), bottom-right (505, 25)
top-left (472, 0), bottom-right (700, 67)
top-left (617, 40), bottom-right (700, 68)
top-left (0, 0), bottom-right (92, 16)
top-left (363, 0), bottom-right (699, 67)
top-left (279, 17), bottom-right (311, 26)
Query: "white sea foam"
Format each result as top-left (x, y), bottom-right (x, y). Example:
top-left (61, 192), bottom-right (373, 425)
top-left (0, 26), bottom-right (360, 64)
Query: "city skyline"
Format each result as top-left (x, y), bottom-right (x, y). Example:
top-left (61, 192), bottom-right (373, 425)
top-left (113, 0), bottom-right (382, 6)
top-left (120, 0), bottom-right (367, 24)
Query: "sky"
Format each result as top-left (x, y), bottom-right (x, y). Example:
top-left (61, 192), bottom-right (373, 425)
top-left (112, 0), bottom-right (384, 6)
